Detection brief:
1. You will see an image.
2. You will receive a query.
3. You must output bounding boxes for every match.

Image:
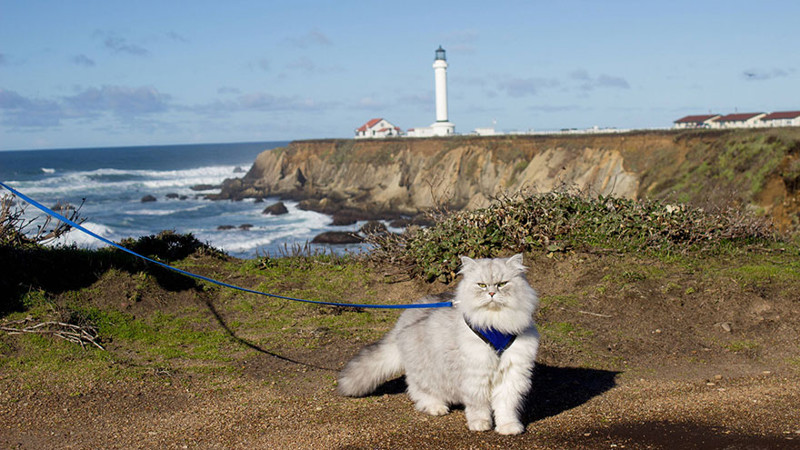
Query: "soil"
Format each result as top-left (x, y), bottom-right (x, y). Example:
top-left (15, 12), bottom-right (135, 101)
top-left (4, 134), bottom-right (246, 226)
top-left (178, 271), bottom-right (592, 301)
top-left (2, 250), bottom-right (800, 449)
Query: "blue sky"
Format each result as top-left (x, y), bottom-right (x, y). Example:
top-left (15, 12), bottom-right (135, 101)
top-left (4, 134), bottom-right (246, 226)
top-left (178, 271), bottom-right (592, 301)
top-left (1, 0), bottom-right (798, 151)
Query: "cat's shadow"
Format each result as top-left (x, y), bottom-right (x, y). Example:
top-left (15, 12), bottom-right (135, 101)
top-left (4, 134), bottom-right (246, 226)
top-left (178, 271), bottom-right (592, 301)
top-left (523, 364), bottom-right (619, 424)
top-left (372, 364), bottom-right (619, 424)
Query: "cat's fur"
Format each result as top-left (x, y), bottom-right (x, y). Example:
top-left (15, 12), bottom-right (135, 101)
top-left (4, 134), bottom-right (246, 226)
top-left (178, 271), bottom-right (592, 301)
top-left (337, 254), bottom-right (539, 435)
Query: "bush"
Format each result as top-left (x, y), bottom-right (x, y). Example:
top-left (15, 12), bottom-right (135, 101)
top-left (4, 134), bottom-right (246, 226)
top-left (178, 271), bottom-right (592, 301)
top-left (368, 190), bottom-right (776, 282)
top-left (118, 230), bottom-right (226, 262)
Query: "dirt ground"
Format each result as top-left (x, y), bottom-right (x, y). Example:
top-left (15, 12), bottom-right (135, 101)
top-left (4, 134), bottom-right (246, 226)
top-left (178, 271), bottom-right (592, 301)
top-left (2, 251), bottom-right (800, 449)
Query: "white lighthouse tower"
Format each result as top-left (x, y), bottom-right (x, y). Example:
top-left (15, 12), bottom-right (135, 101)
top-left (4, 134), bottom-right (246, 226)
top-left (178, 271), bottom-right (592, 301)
top-left (430, 46), bottom-right (455, 136)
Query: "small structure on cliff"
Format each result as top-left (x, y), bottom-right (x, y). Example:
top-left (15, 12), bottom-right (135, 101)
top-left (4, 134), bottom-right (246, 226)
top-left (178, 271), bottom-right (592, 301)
top-left (406, 46), bottom-right (456, 137)
top-left (354, 118), bottom-right (402, 139)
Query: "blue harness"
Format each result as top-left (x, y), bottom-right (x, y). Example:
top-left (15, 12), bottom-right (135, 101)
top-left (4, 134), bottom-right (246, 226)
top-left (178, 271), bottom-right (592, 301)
top-left (465, 318), bottom-right (517, 356)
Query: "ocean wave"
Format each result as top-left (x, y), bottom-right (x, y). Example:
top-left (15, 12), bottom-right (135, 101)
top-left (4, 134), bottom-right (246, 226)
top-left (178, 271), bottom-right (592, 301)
top-left (41, 168), bottom-right (55, 174)
top-left (50, 221), bottom-right (115, 249)
top-left (13, 164), bottom-right (244, 197)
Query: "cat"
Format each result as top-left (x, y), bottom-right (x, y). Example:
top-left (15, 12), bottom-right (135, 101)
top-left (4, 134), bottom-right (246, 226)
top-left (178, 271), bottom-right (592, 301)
top-left (337, 253), bottom-right (540, 435)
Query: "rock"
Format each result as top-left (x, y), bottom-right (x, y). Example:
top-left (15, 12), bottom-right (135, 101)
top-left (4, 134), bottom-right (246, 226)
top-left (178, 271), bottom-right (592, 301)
top-left (190, 184), bottom-right (221, 191)
top-left (233, 166), bottom-right (245, 173)
top-left (239, 224), bottom-right (253, 230)
top-left (165, 193), bottom-right (180, 199)
top-left (360, 221), bottom-right (387, 235)
top-left (262, 202), bottom-right (289, 216)
top-left (51, 201), bottom-right (76, 211)
top-left (217, 225), bottom-right (236, 230)
top-left (311, 231), bottom-right (364, 244)
top-left (141, 195), bottom-right (157, 203)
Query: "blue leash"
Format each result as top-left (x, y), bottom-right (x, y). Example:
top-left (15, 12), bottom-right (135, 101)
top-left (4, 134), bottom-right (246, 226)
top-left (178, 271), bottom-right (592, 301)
top-left (0, 181), bottom-right (452, 310)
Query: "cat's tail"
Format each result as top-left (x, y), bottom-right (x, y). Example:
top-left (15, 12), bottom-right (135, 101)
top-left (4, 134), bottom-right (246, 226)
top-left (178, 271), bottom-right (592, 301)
top-left (337, 335), bottom-right (403, 397)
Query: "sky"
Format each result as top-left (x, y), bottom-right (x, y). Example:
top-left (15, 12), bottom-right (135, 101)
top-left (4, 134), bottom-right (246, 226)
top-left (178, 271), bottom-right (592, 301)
top-left (1, 0), bottom-right (798, 151)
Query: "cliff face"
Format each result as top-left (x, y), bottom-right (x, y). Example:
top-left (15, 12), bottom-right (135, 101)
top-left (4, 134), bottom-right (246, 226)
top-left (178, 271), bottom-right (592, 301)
top-left (216, 129), bottom-right (800, 232)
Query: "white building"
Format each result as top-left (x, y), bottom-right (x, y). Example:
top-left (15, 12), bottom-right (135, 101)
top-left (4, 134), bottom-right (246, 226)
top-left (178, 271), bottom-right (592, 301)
top-left (673, 114), bottom-right (720, 129)
top-left (354, 118), bottom-right (402, 139)
top-left (407, 46), bottom-right (456, 137)
top-left (710, 112), bottom-right (766, 129)
top-left (760, 111), bottom-right (800, 127)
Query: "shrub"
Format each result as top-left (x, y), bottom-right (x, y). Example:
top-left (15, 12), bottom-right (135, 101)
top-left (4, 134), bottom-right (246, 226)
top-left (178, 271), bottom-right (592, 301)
top-left (368, 190), bottom-right (776, 282)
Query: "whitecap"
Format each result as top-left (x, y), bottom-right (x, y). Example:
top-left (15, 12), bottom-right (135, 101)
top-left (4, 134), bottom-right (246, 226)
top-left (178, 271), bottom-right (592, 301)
top-left (41, 168), bottom-right (55, 174)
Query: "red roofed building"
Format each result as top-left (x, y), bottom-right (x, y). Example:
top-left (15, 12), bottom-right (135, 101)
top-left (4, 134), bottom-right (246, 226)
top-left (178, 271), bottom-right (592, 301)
top-left (712, 112), bottom-right (766, 129)
top-left (673, 114), bottom-right (721, 129)
top-left (355, 118), bottom-right (402, 139)
top-left (760, 111), bottom-right (800, 128)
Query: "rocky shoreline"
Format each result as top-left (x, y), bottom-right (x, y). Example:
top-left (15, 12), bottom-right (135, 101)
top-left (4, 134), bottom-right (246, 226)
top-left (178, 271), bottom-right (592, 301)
top-left (204, 129), bottom-right (800, 234)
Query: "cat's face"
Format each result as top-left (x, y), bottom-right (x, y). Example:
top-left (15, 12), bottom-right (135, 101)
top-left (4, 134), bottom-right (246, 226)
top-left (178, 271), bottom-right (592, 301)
top-left (457, 254), bottom-right (532, 313)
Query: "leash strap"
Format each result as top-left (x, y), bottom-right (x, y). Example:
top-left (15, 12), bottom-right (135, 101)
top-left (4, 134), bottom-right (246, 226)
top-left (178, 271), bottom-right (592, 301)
top-left (0, 181), bottom-right (452, 310)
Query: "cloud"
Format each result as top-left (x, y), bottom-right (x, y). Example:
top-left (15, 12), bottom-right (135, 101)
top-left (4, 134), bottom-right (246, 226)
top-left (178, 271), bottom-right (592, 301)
top-left (284, 29), bottom-right (332, 48)
top-left (104, 36), bottom-right (149, 56)
top-left (165, 31), bottom-right (188, 43)
top-left (71, 54), bottom-right (96, 67)
top-left (570, 69), bottom-right (630, 91)
top-left (64, 85), bottom-right (170, 117)
top-left (188, 91), bottom-right (332, 116)
top-left (497, 77), bottom-right (559, 97)
top-left (742, 67), bottom-right (792, 81)
top-left (0, 88), bottom-right (64, 127)
top-left (284, 57), bottom-right (342, 75)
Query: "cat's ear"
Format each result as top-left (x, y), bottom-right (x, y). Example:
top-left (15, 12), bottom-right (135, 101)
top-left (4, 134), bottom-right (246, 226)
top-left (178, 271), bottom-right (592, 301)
top-left (459, 255), bottom-right (476, 273)
top-left (506, 253), bottom-right (526, 272)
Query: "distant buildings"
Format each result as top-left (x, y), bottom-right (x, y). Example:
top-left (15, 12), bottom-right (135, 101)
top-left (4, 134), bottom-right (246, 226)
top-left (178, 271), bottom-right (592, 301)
top-left (354, 118), bottom-right (401, 139)
top-left (355, 46), bottom-right (456, 139)
top-left (674, 111), bottom-right (800, 129)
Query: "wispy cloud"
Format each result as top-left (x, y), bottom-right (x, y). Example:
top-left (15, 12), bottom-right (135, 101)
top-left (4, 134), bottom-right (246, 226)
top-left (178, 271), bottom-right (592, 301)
top-left (0, 88), bottom-right (65, 127)
top-left (165, 31), bottom-right (188, 43)
top-left (742, 67), bottom-right (793, 81)
top-left (0, 85), bottom-right (172, 128)
top-left (188, 91), bottom-right (333, 116)
top-left (570, 69), bottom-right (630, 91)
top-left (284, 57), bottom-right (342, 75)
top-left (497, 77), bottom-right (559, 97)
top-left (96, 31), bottom-right (149, 56)
top-left (284, 29), bottom-right (332, 48)
top-left (71, 54), bottom-right (96, 67)
top-left (64, 85), bottom-right (170, 116)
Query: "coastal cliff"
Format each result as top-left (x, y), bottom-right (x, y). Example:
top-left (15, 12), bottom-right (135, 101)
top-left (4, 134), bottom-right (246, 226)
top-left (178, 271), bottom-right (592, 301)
top-left (214, 129), bottom-right (800, 232)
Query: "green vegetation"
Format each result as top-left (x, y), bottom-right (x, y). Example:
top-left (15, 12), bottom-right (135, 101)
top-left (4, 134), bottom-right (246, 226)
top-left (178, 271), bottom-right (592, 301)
top-left (369, 190), bottom-right (776, 282)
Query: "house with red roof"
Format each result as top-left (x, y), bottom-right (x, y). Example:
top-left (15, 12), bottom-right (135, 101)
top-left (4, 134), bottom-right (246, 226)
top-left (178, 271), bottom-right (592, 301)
top-left (760, 111), bottom-right (800, 128)
top-left (673, 114), bottom-right (721, 129)
top-left (355, 118), bottom-right (402, 139)
top-left (711, 112), bottom-right (766, 129)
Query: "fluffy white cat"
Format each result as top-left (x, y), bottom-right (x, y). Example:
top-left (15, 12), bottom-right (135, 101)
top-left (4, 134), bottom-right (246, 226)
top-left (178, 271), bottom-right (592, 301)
top-left (337, 254), bottom-right (540, 435)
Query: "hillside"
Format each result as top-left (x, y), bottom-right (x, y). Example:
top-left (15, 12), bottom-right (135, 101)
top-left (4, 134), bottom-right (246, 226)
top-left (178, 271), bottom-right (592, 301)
top-left (214, 128), bottom-right (800, 232)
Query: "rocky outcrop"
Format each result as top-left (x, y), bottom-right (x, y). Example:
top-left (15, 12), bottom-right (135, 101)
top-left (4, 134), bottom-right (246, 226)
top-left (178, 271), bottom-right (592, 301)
top-left (212, 129), bottom-right (800, 232)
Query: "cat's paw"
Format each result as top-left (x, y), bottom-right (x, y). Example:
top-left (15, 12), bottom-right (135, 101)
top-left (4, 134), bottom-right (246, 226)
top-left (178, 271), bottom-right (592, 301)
top-left (496, 421), bottom-right (525, 435)
top-left (467, 419), bottom-right (493, 432)
top-left (415, 402), bottom-right (449, 416)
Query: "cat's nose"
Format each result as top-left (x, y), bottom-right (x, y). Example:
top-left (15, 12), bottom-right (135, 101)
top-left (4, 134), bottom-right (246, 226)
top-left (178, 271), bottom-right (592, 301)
top-left (489, 291), bottom-right (495, 297)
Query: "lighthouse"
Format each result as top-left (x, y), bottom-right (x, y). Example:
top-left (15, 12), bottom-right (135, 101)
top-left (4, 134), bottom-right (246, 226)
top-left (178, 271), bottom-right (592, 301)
top-left (430, 46), bottom-right (455, 136)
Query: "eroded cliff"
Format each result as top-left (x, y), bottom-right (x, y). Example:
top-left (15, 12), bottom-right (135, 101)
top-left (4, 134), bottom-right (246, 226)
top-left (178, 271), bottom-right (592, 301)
top-left (214, 129), bottom-right (800, 232)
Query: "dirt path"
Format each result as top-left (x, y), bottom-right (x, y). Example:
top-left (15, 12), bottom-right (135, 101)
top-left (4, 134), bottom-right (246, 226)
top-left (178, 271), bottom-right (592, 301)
top-left (2, 352), bottom-right (799, 449)
top-left (2, 251), bottom-right (800, 449)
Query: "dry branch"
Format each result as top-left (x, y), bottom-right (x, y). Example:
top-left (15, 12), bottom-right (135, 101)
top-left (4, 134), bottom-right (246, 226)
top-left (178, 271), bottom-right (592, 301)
top-left (1, 317), bottom-right (105, 350)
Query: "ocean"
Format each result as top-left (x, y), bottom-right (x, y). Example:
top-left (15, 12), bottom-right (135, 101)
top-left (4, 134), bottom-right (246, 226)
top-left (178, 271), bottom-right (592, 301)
top-left (0, 142), bottom-right (372, 258)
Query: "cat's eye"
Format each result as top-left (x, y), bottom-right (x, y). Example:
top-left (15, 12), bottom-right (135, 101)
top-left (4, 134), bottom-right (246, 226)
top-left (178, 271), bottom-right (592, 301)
top-left (477, 283), bottom-right (487, 289)
top-left (497, 281), bottom-right (509, 288)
